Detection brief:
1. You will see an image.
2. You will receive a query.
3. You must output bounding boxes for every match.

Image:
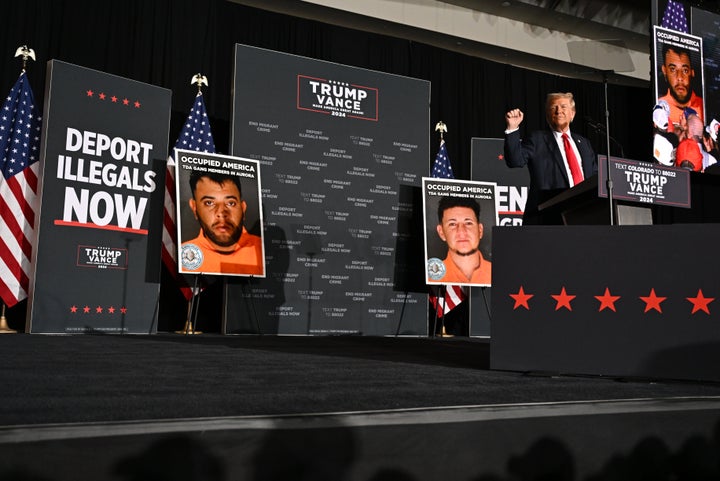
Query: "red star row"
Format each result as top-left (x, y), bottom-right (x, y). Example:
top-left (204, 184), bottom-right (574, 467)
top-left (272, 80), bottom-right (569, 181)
top-left (69, 305), bottom-right (128, 314)
top-left (86, 89), bottom-right (141, 108)
top-left (509, 286), bottom-right (715, 315)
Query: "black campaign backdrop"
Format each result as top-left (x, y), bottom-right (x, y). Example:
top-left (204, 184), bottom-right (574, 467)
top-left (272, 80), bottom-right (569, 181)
top-left (471, 138), bottom-right (530, 228)
top-left (226, 45), bottom-right (429, 336)
top-left (27, 60), bottom-right (170, 333)
top-left (0, 0), bottom-right (652, 332)
top-left (469, 138), bottom-right (531, 337)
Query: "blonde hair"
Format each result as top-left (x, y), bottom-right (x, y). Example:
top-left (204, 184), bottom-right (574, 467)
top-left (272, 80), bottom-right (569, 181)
top-left (546, 92), bottom-right (575, 111)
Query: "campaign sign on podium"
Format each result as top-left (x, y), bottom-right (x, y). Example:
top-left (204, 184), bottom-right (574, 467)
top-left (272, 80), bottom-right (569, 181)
top-left (598, 156), bottom-right (691, 208)
top-left (27, 60), bottom-right (171, 333)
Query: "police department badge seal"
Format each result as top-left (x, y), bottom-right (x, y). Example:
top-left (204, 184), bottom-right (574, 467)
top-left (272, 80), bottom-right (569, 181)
top-left (181, 243), bottom-right (203, 271)
top-left (427, 257), bottom-right (446, 281)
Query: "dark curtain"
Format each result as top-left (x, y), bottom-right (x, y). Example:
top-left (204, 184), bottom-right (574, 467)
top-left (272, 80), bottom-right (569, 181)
top-left (1, 0), bottom-right (652, 329)
top-left (3, 0), bottom-right (651, 170)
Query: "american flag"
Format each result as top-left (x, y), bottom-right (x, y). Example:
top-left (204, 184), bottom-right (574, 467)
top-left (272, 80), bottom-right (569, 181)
top-left (162, 92), bottom-right (215, 300)
top-left (430, 283), bottom-right (466, 317)
top-left (429, 139), bottom-right (466, 317)
top-left (661, 0), bottom-right (688, 33)
top-left (431, 140), bottom-right (454, 178)
top-left (0, 71), bottom-right (42, 307)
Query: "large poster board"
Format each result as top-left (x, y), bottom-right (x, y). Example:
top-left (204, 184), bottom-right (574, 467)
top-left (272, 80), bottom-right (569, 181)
top-left (27, 60), bottom-right (170, 333)
top-left (469, 138), bottom-right (530, 337)
top-left (175, 149), bottom-right (265, 277)
top-left (471, 138), bottom-right (529, 226)
top-left (227, 45), bottom-right (429, 336)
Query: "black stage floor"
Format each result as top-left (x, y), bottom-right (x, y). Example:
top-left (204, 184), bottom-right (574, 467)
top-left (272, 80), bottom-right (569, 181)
top-left (2, 333), bottom-right (720, 480)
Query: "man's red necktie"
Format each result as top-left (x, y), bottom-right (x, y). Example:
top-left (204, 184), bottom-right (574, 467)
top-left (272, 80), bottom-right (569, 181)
top-left (562, 133), bottom-right (584, 185)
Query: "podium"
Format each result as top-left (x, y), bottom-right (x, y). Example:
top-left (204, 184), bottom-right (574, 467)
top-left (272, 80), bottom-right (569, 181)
top-left (490, 223), bottom-right (720, 382)
top-left (490, 167), bottom-right (720, 382)
top-left (537, 174), bottom-right (652, 225)
top-left (536, 163), bottom-right (720, 225)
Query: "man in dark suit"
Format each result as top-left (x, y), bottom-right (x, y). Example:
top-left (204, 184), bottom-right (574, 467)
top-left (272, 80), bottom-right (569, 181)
top-left (504, 92), bottom-right (597, 224)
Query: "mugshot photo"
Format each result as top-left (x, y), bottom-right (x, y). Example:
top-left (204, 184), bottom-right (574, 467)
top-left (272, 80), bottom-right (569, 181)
top-left (654, 25), bottom-right (705, 128)
top-left (175, 149), bottom-right (265, 277)
top-left (422, 177), bottom-right (497, 287)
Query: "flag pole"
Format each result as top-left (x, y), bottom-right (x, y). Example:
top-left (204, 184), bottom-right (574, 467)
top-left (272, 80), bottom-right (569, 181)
top-left (435, 122), bottom-right (447, 337)
top-left (435, 121), bottom-right (446, 141)
top-left (434, 121), bottom-right (454, 338)
top-left (174, 73), bottom-right (209, 335)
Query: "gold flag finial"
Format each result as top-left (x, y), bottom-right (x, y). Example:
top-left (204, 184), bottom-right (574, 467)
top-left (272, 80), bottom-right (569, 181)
top-left (14, 45), bottom-right (36, 72)
top-left (191, 73), bottom-right (208, 93)
top-left (435, 121), bottom-right (447, 140)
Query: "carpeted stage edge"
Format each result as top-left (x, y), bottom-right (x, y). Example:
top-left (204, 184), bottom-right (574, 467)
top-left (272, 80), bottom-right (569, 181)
top-left (2, 333), bottom-right (720, 481)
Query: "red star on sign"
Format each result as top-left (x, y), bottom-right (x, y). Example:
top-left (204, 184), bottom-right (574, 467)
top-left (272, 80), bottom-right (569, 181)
top-left (595, 287), bottom-right (621, 312)
top-left (510, 286), bottom-right (533, 310)
top-left (83, 306), bottom-right (91, 313)
top-left (120, 307), bottom-right (127, 314)
top-left (111, 96), bottom-right (118, 103)
top-left (687, 289), bottom-right (714, 315)
top-left (96, 306), bottom-right (103, 313)
top-left (86, 89), bottom-right (94, 97)
top-left (108, 306), bottom-right (116, 314)
top-left (70, 305), bottom-right (78, 313)
top-left (640, 288), bottom-right (666, 313)
top-left (99, 92), bottom-right (106, 100)
top-left (122, 98), bottom-right (129, 106)
top-left (134, 100), bottom-right (141, 108)
top-left (551, 286), bottom-right (576, 311)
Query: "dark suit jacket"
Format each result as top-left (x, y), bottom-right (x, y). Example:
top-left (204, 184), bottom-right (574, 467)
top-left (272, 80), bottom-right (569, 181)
top-left (504, 129), bottom-right (597, 224)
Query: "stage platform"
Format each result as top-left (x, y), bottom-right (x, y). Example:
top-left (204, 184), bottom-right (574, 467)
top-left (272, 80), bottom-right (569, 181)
top-left (2, 334), bottom-right (720, 480)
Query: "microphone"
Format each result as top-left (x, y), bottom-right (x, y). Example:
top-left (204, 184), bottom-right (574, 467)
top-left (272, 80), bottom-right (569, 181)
top-left (585, 116), bottom-right (625, 157)
top-left (584, 116), bottom-right (605, 132)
